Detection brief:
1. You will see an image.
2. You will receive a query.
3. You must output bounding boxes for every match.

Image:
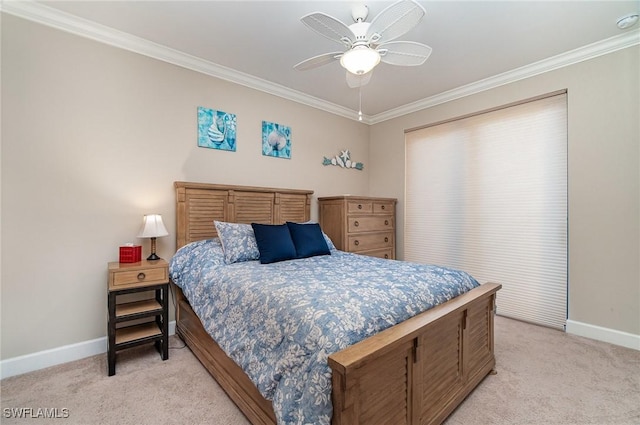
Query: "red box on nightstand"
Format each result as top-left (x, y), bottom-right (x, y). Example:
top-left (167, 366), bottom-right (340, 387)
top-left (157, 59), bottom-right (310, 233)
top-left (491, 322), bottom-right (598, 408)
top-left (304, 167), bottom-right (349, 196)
top-left (119, 245), bottom-right (142, 263)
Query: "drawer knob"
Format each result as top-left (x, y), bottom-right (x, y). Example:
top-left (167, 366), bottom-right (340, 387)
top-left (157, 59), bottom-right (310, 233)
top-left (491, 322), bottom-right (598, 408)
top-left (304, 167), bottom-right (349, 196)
top-left (384, 220), bottom-right (389, 226)
top-left (384, 254), bottom-right (389, 259)
top-left (384, 237), bottom-right (389, 243)
top-left (137, 272), bottom-right (146, 281)
top-left (358, 204), bottom-right (362, 209)
top-left (354, 240), bottom-right (359, 246)
top-left (354, 220), bottom-right (359, 227)
top-left (381, 205), bottom-right (385, 210)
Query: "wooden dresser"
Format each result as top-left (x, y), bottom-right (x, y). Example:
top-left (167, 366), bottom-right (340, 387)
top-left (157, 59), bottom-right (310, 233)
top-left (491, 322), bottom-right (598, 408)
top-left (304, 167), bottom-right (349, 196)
top-left (318, 195), bottom-right (397, 259)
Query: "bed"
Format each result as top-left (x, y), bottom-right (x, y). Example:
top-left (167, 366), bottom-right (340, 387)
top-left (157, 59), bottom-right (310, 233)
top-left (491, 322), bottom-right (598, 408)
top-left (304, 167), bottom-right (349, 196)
top-left (171, 181), bottom-right (501, 425)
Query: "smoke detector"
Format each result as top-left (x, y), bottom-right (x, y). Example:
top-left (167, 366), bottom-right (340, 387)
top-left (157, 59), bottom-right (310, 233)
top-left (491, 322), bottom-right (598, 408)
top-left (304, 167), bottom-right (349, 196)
top-left (617, 13), bottom-right (639, 29)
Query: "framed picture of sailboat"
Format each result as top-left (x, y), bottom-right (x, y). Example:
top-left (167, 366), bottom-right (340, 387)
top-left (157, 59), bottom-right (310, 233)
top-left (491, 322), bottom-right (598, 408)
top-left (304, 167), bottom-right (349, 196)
top-left (197, 106), bottom-right (237, 151)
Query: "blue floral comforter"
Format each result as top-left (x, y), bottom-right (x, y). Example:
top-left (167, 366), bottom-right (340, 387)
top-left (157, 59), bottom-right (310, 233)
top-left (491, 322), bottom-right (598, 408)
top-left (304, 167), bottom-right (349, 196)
top-left (170, 239), bottom-right (480, 425)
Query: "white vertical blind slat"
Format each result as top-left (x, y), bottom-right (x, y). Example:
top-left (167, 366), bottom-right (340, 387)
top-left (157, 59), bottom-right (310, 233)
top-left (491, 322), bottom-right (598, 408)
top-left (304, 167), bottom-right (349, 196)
top-left (405, 94), bottom-right (567, 329)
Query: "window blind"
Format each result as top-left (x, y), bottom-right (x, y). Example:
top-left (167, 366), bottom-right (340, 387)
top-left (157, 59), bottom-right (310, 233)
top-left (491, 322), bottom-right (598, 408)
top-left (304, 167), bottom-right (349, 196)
top-left (405, 93), bottom-right (567, 329)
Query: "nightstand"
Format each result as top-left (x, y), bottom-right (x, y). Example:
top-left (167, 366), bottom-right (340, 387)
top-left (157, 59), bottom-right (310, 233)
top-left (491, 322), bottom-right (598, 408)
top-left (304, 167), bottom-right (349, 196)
top-left (107, 259), bottom-right (169, 376)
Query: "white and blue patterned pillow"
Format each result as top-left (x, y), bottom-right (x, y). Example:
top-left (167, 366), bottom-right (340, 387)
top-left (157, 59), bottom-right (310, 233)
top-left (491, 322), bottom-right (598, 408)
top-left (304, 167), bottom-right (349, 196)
top-left (214, 220), bottom-right (260, 264)
top-left (322, 232), bottom-right (336, 251)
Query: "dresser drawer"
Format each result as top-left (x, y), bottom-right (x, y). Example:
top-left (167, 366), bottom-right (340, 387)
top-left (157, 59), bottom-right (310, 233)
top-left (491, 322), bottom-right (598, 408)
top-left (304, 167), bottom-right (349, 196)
top-left (347, 201), bottom-right (373, 214)
top-left (110, 267), bottom-right (168, 287)
top-left (348, 216), bottom-right (394, 233)
top-left (348, 232), bottom-right (394, 251)
top-left (373, 202), bottom-right (394, 214)
top-left (358, 248), bottom-right (395, 260)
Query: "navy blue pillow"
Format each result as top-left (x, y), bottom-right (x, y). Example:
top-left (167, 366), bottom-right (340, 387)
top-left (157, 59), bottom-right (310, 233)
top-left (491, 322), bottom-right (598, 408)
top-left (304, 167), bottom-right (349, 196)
top-left (251, 223), bottom-right (297, 264)
top-left (286, 222), bottom-right (331, 259)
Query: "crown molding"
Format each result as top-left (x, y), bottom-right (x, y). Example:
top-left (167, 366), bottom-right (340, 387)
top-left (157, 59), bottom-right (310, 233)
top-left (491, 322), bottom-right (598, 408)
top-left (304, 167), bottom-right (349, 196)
top-left (0, 0), bottom-right (364, 122)
top-left (2, 1), bottom-right (637, 126)
top-left (370, 28), bottom-right (640, 124)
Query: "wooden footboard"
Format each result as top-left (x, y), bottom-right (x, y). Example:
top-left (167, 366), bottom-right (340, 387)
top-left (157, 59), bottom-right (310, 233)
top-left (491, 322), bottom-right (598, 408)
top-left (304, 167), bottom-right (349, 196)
top-left (328, 282), bottom-right (501, 425)
top-left (173, 281), bottom-right (500, 425)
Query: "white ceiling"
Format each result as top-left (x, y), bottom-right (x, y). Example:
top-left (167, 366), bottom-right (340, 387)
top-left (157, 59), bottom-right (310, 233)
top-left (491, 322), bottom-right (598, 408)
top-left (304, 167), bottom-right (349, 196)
top-left (6, 1), bottom-right (640, 122)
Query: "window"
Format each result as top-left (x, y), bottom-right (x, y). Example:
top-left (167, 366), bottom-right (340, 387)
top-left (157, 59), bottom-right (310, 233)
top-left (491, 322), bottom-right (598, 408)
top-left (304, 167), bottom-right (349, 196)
top-left (405, 92), bottom-right (567, 329)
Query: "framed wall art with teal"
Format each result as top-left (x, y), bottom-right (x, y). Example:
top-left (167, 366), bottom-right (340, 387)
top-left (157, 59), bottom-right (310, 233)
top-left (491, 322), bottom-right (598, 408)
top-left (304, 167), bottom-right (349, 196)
top-left (262, 121), bottom-right (291, 159)
top-left (198, 106), bottom-right (237, 151)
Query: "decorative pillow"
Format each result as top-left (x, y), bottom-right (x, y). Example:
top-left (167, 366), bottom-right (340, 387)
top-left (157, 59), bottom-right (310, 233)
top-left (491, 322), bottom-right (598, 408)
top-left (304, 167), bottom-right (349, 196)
top-left (214, 220), bottom-right (259, 264)
top-left (286, 222), bottom-right (331, 259)
top-left (251, 223), bottom-right (297, 264)
top-left (301, 221), bottom-right (336, 250)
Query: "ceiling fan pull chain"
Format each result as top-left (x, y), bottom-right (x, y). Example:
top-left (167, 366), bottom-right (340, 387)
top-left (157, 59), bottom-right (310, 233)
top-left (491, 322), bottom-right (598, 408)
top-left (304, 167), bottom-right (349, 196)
top-left (358, 87), bottom-right (363, 121)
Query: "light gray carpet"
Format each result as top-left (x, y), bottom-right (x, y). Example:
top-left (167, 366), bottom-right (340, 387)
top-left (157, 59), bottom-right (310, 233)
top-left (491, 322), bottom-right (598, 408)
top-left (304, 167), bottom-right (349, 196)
top-left (443, 317), bottom-right (640, 425)
top-left (1, 316), bottom-right (639, 424)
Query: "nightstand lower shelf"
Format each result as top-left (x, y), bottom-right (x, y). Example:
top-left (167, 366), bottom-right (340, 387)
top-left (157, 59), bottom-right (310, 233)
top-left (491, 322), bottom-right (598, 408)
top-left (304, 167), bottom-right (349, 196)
top-left (115, 322), bottom-right (163, 346)
top-left (116, 299), bottom-right (162, 318)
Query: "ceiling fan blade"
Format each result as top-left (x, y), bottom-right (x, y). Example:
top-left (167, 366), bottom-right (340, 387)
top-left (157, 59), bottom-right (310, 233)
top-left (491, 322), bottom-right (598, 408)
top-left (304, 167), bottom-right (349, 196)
top-left (301, 12), bottom-right (355, 47)
top-left (294, 52), bottom-right (343, 71)
top-left (346, 70), bottom-right (373, 88)
top-left (377, 41), bottom-right (432, 66)
top-left (366, 0), bottom-right (426, 44)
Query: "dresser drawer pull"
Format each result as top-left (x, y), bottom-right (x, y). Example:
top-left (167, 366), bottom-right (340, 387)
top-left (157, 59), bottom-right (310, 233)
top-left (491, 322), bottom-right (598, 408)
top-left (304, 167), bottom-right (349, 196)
top-left (384, 237), bottom-right (389, 243)
top-left (358, 204), bottom-right (362, 209)
top-left (384, 254), bottom-right (389, 259)
top-left (354, 220), bottom-right (359, 227)
top-left (137, 272), bottom-right (146, 281)
top-left (381, 205), bottom-right (386, 210)
top-left (384, 220), bottom-right (389, 226)
top-left (354, 240), bottom-right (359, 246)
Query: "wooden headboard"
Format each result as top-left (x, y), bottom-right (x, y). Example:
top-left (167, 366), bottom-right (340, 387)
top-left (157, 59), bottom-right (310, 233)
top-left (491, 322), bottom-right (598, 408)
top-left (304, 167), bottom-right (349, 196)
top-left (174, 182), bottom-right (313, 249)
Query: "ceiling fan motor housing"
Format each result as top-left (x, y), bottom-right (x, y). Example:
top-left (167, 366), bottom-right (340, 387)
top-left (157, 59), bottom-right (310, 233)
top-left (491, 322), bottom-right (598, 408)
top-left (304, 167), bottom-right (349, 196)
top-left (349, 22), bottom-right (372, 42)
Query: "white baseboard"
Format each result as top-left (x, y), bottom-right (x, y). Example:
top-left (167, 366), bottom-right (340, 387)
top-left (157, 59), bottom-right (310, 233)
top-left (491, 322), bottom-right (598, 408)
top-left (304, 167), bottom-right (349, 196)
top-left (0, 321), bottom-right (176, 380)
top-left (3, 320), bottom-right (636, 379)
top-left (565, 319), bottom-right (640, 350)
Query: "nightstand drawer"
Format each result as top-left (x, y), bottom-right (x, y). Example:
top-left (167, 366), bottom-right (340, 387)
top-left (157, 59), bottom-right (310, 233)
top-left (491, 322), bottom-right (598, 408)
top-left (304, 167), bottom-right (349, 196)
top-left (347, 201), bottom-right (373, 214)
top-left (348, 216), bottom-right (394, 233)
top-left (111, 267), bottom-right (168, 287)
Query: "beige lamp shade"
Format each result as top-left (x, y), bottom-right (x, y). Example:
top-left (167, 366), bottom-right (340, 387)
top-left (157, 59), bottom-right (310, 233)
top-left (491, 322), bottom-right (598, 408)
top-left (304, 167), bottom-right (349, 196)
top-left (137, 214), bottom-right (169, 238)
top-left (137, 214), bottom-right (168, 261)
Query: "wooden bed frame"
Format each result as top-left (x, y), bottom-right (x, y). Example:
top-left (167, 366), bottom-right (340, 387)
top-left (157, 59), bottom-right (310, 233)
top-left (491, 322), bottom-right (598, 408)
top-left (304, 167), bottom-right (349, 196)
top-left (172, 181), bottom-right (501, 425)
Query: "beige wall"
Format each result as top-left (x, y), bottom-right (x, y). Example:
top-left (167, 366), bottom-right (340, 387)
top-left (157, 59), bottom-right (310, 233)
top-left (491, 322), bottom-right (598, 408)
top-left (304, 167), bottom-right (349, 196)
top-left (2, 14), bottom-right (638, 362)
top-left (0, 15), bottom-right (370, 359)
top-left (369, 46), bottom-right (640, 335)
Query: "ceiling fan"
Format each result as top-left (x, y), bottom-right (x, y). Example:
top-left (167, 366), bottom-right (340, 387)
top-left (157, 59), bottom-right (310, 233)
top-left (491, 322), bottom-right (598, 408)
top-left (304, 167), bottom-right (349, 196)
top-left (294, 0), bottom-right (433, 89)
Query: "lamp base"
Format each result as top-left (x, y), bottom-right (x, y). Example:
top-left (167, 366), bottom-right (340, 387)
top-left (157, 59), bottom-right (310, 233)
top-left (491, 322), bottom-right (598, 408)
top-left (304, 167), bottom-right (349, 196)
top-left (146, 237), bottom-right (161, 261)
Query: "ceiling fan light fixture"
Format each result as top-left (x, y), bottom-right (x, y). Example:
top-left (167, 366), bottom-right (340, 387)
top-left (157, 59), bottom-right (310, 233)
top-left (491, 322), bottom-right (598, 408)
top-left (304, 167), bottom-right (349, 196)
top-left (340, 46), bottom-right (380, 75)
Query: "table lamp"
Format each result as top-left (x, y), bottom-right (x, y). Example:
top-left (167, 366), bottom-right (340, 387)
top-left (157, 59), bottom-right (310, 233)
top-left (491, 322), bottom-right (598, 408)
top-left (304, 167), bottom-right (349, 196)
top-left (137, 214), bottom-right (169, 260)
